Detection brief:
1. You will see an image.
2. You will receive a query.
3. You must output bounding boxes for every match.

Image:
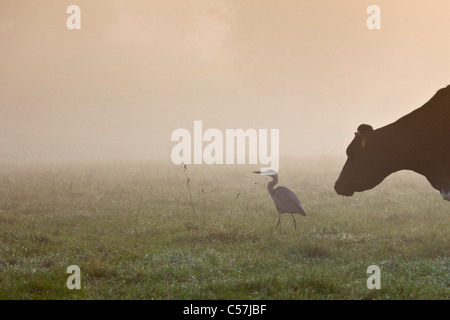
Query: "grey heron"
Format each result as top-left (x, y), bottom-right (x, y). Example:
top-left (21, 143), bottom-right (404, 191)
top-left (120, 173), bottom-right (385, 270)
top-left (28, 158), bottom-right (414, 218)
top-left (253, 170), bottom-right (306, 230)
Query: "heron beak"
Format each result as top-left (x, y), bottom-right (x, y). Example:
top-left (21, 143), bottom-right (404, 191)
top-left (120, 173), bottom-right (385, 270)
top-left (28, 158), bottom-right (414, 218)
top-left (252, 171), bottom-right (261, 174)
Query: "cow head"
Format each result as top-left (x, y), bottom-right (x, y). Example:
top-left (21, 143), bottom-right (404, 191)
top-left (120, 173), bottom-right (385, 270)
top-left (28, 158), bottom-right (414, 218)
top-left (334, 124), bottom-right (386, 196)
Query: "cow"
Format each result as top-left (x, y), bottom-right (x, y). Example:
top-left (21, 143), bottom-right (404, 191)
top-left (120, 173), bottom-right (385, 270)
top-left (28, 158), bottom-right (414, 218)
top-left (334, 84), bottom-right (450, 201)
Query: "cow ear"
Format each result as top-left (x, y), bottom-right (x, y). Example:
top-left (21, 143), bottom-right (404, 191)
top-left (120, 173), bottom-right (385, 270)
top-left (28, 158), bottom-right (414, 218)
top-left (357, 124), bottom-right (374, 135)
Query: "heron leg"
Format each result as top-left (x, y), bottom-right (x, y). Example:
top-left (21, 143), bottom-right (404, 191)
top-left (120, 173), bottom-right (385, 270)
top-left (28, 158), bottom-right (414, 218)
top-left (291, 214), bottom-right (297, 231)
top-left (275, 214), bottom-right (281, 228)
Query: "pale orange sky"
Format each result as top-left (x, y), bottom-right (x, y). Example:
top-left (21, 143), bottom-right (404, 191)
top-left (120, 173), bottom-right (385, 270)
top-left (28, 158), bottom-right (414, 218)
top-left (1, 0), bottom-right (450, 162)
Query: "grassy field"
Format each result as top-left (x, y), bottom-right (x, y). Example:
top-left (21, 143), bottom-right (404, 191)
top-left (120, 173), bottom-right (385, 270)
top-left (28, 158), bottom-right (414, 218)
top-left (0, 157), bottom-right (448, 299)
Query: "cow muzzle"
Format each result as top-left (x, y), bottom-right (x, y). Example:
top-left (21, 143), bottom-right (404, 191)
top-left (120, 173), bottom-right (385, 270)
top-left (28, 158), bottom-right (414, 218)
top-left (334, 180), bottom-right (355, 196)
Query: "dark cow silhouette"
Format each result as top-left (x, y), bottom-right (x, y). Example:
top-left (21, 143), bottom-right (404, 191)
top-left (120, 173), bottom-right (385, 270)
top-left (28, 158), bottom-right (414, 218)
top-left (335, 84), bottom-right (450, 201)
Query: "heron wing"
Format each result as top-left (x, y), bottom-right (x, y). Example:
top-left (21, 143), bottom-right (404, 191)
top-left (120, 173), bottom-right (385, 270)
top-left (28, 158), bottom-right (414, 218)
top-left (272, 186), bottom-right (306, 216)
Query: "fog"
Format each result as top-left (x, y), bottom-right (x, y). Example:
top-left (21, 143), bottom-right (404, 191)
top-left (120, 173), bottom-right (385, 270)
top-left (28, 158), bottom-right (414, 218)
top-left (1, 0), bottom-right (450, 163)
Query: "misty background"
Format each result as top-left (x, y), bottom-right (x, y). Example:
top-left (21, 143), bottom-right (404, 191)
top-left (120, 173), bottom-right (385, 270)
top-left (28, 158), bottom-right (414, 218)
top-left (1, 0), bottom-right (450, 163)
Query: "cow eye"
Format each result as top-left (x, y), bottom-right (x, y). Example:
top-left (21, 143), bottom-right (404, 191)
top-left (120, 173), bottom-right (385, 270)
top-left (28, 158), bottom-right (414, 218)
top-left (346, 145), bottom-right (353, 157)
top-left (346, 137), bottom-right (361, 158)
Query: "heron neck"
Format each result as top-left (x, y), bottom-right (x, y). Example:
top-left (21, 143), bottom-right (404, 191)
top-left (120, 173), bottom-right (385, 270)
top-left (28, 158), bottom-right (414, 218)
top-left (267, 174), bottom-right (278, 195)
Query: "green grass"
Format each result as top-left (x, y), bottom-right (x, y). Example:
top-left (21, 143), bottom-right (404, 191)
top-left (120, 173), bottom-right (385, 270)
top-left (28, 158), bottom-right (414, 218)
top-left (0, 157), bottom-right (448, 299)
